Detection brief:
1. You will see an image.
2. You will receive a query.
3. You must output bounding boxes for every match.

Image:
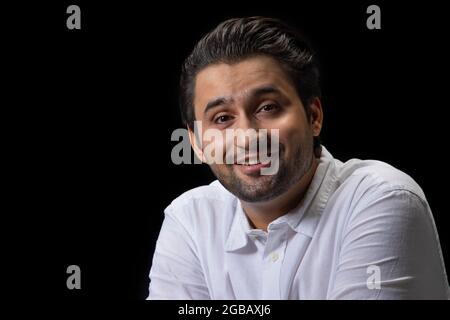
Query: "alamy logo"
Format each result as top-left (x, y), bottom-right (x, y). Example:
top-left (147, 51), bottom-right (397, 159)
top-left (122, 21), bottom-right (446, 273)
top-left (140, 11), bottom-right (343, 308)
top-left (366, 5), bottom-right (381, 30)
top-left (171, 121), bottom-right (280, 175)
top-left (66, 265), bottom-right (81, 290)
top-left (366, 265), bottom-right (381, 289)
top-left (66, 5), bottom-right (81, 30)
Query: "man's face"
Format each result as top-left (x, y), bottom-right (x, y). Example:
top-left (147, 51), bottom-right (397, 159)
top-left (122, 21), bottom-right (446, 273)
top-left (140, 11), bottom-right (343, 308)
top-left (190, 55), bottom-right (321, 202)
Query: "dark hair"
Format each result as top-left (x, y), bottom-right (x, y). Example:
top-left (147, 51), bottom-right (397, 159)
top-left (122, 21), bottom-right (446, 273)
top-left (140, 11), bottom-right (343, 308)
top-left (180, 16), bottom-right (321, 148)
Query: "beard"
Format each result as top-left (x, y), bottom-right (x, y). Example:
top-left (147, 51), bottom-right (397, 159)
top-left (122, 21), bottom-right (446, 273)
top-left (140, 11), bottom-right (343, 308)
top-left (210, 141), bottom-right (315, 203)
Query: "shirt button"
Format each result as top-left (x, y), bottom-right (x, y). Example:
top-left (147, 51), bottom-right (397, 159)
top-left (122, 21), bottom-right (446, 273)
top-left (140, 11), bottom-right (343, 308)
top-left (270, 252), bottom-right (279, 262)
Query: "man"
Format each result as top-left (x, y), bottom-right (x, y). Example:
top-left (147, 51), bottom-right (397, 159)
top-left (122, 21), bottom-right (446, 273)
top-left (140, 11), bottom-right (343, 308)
top-left (148, 17), bottom-right (449, 299)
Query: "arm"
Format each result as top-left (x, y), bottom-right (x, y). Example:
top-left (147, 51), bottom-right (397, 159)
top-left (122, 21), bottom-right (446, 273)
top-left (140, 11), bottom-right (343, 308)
top-left (328, 189), bottom-right (449, 299)
top-left (148, 207), bottom-right (210, 299)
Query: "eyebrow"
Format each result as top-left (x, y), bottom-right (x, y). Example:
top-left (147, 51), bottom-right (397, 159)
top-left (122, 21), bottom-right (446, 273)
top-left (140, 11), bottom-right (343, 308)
top-left (204, 97), bottom-right (233, 115)
top-left (203, 85), bottom-right (283, 116)
top-left (250, 85), bottom-right (282, 97)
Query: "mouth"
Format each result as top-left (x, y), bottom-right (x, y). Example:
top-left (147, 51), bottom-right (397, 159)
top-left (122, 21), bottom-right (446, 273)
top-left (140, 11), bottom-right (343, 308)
top-left (233, 161), bottom-right (271, 175)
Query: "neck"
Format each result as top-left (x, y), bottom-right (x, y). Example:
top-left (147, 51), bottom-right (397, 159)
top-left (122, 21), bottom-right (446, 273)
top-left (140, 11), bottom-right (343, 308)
top-left (241, 156), bottom-right (319, 231)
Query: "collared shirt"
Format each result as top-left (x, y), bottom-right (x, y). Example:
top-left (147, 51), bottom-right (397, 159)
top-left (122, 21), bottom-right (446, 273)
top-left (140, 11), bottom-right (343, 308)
top-left (148, 146), bottom-right (449, 299)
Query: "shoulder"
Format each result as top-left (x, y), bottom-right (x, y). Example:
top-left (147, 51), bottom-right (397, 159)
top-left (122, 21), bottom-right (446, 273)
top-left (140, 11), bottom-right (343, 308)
top-left (329, 157), bottom-right (432, 234)
top-left (335, 157), bottom-right (427, 203)
top-left (164, 180), bottom-right (238, 230)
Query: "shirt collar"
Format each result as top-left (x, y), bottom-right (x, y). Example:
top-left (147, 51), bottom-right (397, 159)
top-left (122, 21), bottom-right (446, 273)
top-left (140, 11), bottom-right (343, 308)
top-left (225, 145), bottom-right (337, 252)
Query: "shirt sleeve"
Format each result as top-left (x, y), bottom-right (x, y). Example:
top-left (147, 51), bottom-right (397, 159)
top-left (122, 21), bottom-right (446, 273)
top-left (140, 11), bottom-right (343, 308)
top-left (328, 189), bottom-right (449, 299)
top-left (147, 207), bottom-right (210, 299)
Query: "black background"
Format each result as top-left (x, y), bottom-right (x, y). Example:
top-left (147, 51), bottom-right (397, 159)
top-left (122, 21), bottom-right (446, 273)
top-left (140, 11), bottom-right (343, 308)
top-left (9, 1), bottom-right (449, 300)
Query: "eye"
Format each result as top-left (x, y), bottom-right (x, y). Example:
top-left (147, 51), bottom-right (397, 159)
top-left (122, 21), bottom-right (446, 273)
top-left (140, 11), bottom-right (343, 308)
top-left (258, 104), bottom-right (279, 113)
top-left (214, 114), bottom-right (233, 124)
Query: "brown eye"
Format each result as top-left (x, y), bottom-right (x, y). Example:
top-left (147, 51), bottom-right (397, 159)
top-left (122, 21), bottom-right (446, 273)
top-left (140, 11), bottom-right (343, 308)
top-left (215, 115), bottom-right (233, 124)
top-left (259, 104), bottom-right (279, 113)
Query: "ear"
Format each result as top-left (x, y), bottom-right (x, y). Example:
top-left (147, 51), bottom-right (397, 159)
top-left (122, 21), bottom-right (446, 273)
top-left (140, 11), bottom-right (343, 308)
top-left (188, 126), bottom-right (205, 163)
top-left (309, 97), bottom-right (323, 137)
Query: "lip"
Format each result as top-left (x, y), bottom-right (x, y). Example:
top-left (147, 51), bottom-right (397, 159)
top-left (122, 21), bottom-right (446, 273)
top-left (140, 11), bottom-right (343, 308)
top-left (235, 153), bottom-right (277, 165)
top-left (233, 162), bottom-right (271, 175)
top-left (235, 154), bottom-right (259, 165)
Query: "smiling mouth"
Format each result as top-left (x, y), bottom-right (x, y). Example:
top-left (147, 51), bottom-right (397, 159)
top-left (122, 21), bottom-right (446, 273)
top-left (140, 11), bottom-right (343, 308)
top-left (237, 161), bottom-right (269, 166)
top-left (233, 161), bottom-right (271, 175)
top-left (234, 153), bottom-right (275, 165)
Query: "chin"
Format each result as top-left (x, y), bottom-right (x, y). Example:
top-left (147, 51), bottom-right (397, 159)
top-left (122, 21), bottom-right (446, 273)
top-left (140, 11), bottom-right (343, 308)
top-left (230, 176), bottom-right (280, 202)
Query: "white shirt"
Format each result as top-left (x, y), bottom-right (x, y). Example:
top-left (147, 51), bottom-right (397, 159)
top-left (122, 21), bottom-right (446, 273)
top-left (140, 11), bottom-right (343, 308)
top-left (148, 146), bottom-right (449, 299)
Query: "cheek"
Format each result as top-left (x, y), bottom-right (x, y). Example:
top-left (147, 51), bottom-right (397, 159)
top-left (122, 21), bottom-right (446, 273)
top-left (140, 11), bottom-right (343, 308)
top-left (209, 163), bottom-right (232, 178)
top-left (200, 129), bottom-right (227, 163)
top-left (270, 112), bottom-right (311, 152)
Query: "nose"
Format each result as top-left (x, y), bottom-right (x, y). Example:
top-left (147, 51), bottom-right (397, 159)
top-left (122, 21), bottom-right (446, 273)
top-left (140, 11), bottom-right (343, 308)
top-left (234, 112), bottom-right (257, 131)
top-left (232, 112), bottom-right (260, 152)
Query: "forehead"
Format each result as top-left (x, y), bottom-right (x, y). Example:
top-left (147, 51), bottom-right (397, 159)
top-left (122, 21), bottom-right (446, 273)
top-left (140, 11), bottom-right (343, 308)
top-left (193, 56), bottom-right (296, 111)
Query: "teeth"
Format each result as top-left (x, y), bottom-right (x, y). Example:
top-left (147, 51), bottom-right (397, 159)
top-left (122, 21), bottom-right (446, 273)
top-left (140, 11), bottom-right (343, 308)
top-left (240, 160), bottom-right (259, 165)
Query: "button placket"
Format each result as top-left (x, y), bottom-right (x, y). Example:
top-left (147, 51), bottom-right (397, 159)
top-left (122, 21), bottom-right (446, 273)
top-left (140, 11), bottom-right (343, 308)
top-left (260, 226), bottom-right (287, 299)
top-left (270, 251), bottom-right (279, 262)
